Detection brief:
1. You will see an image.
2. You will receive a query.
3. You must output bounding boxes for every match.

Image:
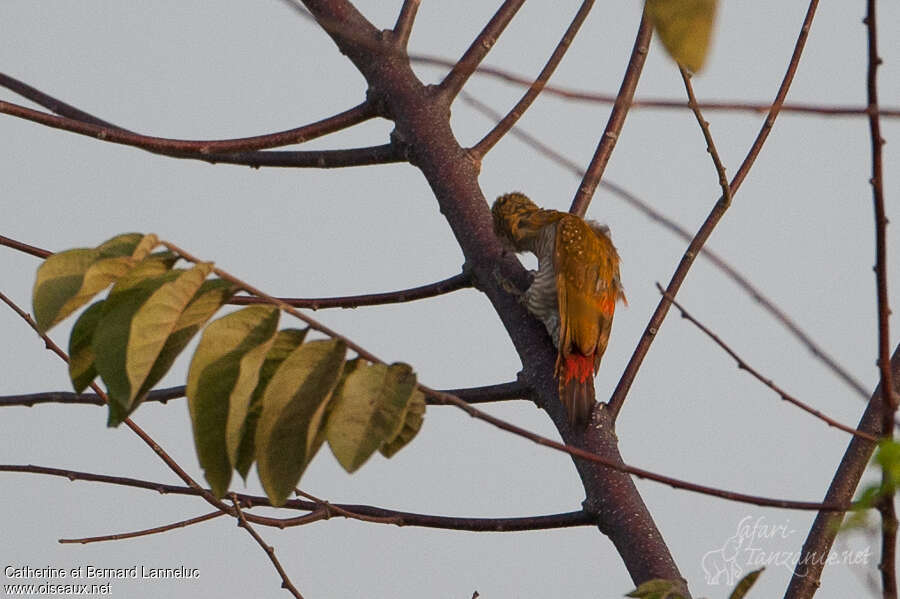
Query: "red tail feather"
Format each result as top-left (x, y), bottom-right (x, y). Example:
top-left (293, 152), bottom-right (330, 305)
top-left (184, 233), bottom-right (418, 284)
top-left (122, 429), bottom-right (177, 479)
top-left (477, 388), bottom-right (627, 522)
top-left (559, 353), bottom-right (595, 426)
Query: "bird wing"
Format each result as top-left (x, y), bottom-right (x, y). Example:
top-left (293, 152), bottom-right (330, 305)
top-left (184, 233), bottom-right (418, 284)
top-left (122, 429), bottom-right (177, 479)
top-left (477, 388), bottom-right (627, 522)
top-left (555, 216), bottom-right (620, 372)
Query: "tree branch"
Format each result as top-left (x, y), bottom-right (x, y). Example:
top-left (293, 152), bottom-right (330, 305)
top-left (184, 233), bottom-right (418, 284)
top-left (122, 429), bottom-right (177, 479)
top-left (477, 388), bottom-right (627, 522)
top-left (1, 464), bottom-right (594, 532)
top-left (294, 2), bottom-right (684, 591)
top-left (785, 345), bottom-right (900, 598)
top-left (438, 0), bottom-right (526, 99)
top-left (863, 1), bottom-right (897, 596)
top-left (59, 511), bottom-right (225, 545)
top-left (0, 380), bottom-right (528, 409)
top-left (0, 96), bottom-right (376, 155)
top-left (608, 0), bottom-right (821, 421)
top-left (392, 0), bottom-right (420, 49)
top-left (231, 495), bottom-right (305, 599)
top-left (230, 271), bottom-right (471, 309)
top-left (199, 145), bottom-right (402, 169)
top-left (469, 0), bottom-right (594, 158)
top-left (569, 13), bottom-right (652, 217)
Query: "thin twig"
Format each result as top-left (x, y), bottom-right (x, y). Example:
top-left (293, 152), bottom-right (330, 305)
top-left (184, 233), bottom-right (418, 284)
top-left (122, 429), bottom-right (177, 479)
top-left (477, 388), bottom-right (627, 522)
top-left (470, 0), bottom-right (594, 158)
top-left (657, 284), bottom-right (878, 442)
top-left (230, 271), bottom-right (471, 309)
top-left (462, 91), bottom-right (872, 400)
top-left (392, 0), bottom-right (420, 48)
top-left (438, 0), bottom-right (525, 99)
top-left (231, 495), bottom-right (305, 599)
top-left (569, 13), bottom-right (652, 217)
top-left (59, 511), bottom-right (225, 544)
top-left (679, 66), bottom-right (732, 205)
top-left (1, 464), bottom-right (594, 531)
top-left (199, 144), bottom-right (402, 169)
top-left (608, 0), bottom-right (820, 421)
top-left (863, 0), bottom-right (897, 596)
top-left (0, 380), bottom-right (528, 408)
top-left (0, 234), bottom-right (465, 309)
top-left (295, 489), bottom-right (401, 525)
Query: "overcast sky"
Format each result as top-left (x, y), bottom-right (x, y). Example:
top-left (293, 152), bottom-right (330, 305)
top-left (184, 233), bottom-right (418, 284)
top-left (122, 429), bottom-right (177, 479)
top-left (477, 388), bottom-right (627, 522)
top-left (2, 2), bottom-right (899, 598)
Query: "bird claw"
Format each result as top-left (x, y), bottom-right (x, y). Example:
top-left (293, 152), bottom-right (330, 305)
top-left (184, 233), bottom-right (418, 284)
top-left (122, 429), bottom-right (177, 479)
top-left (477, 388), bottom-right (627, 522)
top-left (492, 266), bottom-right (526, 303)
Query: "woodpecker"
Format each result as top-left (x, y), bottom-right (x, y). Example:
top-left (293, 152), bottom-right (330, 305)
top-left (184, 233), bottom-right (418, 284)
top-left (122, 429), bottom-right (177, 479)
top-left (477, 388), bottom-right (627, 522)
top-left (491, 192), bottom-right (625, 427)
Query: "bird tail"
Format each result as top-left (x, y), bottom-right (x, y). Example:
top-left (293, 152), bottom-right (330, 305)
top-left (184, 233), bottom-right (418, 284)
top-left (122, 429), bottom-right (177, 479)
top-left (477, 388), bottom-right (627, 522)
top-left (557, 353), bottom-right (595, 427)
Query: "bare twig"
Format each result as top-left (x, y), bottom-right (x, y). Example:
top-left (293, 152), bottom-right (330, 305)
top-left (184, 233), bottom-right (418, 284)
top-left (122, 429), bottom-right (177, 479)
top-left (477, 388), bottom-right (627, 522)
top-left (679, 66), bottom-right (732, 205)
top-left (0, 235), bottom-right (465, 309)
top-left (1, 464), bottom-right (595, 532)
top-left (608, 0), bottom-right (821, 421)
top-left (658, 284), bottom-right (878, 442)
top-left (461, 91), bottom-right (872, 400)
top-left (0, 234), bottom-right (51, 259)
top-left (59, 511), bottom-right (225, 544)
top-left (438, 0), bottom-right (526, 99)
top-left (231, 495), bottom-right (305, 599)
top-left (201, 145), bottom-right (402, 169)
top-left (569, 13), bottom-right (652, 217)
top-left (0, 380), bottom-right (528, 408)
top-left (863, 1), bottom-right (897, 596)
top-left (230, 271), bottom-right (471, 309)
top-left (392, 0), bottom-right (420, 48)
top-left (470, 0), bottom-right (594, 158)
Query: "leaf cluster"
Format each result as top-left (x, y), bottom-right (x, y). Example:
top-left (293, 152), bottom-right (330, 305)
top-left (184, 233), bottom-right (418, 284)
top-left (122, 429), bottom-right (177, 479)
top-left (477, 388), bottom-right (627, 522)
top-left (33, 233), bottom-right (425, 505)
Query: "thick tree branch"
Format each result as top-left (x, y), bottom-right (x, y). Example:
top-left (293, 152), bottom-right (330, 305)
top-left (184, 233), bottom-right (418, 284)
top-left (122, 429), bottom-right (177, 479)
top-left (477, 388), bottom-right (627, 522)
top-left (569, 13), bottom-right (652, 217)
top-left (608, 0), bottom-right (821, 421)
top-left (295, 1), bottom-right (684, 591)
top-left (438, 0), bottom-right (526, 100)
top-left (785, 345), bottom-right (900, 599)
top-left (470, 0), bottom-right (594, 158)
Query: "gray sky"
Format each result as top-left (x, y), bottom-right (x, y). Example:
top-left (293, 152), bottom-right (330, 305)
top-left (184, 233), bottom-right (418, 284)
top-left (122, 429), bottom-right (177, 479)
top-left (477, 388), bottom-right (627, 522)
top-left (2, 1), bottom-right (899, 597)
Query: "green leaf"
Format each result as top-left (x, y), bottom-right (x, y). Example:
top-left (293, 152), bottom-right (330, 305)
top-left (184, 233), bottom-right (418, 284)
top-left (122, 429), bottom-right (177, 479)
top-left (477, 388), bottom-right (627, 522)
top-left (68, 300), bottom-right (106, 393)
top-left (109, 251), bottom-right (177, 293)
top-left (256, 338), bottom-right (346, 506)
top-left (186, 305), bottom-right (281, 498)
top-left (876, 439), bottom-right (900, 488)
top-left (644, 0), bottom-right (717, 72)
top-left (134, 278), bottom-right (238, 404)
top-left (234, 328), bottom-right (308, 480)
top-left (94, 270), bottom-right (182, 426)
top-left (126, 263), bottom-right (214, 402)
top-left (326, 360), bottom-right (417, 473)
top-left (32, 233), bottom-right (157, 332)
top-left (625, 578), bottom-right (687, 599)
top-left (380, 389), bottom-right (425, 459)
top-left (729, 568), bottom-right (764, 599)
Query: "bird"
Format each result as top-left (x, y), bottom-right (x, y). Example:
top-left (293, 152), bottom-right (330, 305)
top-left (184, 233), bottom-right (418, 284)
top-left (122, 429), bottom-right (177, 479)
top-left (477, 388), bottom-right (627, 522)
top-left (491, 192), bottom-right (625, 427)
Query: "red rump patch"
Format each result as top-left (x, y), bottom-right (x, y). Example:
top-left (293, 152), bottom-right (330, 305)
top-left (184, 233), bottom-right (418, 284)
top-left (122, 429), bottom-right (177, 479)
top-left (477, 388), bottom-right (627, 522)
top-left (563, 353), bottom-right (594, 383)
